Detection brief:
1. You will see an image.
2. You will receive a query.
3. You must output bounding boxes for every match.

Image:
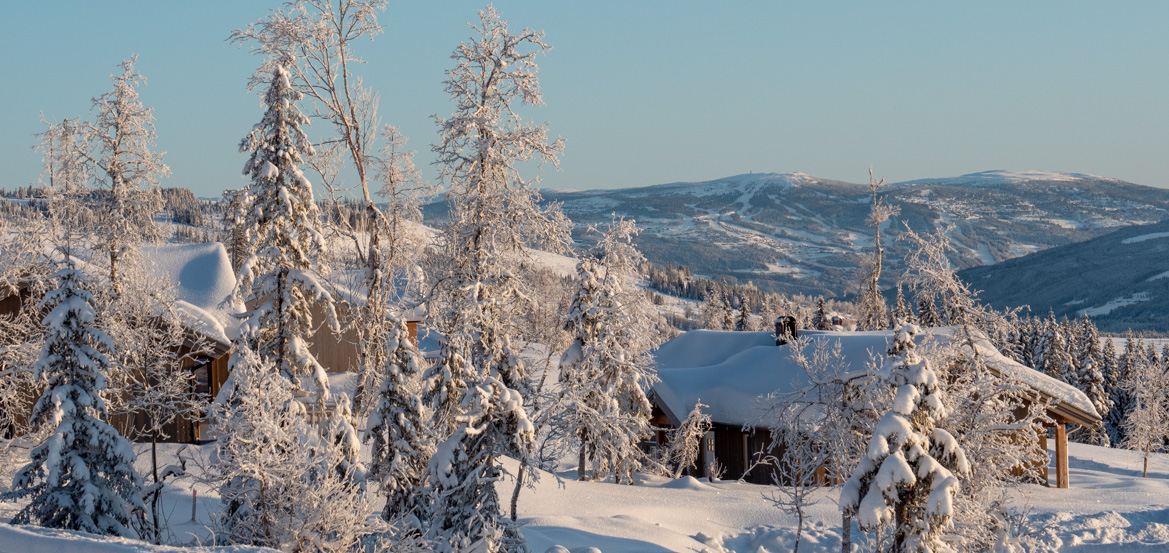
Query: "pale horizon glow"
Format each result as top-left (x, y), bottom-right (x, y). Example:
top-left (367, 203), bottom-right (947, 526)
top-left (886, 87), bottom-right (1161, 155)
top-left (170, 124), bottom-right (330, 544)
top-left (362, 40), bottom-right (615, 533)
top-left (1, 1), bottom-right (1167, 198)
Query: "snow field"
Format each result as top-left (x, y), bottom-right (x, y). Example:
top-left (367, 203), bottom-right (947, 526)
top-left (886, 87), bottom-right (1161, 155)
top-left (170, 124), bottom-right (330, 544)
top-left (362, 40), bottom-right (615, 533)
top-left (3, 432), bottom-right (1169, 552)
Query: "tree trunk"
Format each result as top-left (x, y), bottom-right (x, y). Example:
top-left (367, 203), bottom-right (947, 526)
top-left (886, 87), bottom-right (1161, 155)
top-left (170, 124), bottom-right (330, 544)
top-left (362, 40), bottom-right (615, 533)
top-left (794, 508), bottom-right (804, 553)
top-left (1144, 445), bottom-right (1150, 478)
top-left (510, 460), bottom-right (526, 522)
top-left (842, 511), bottom-right (851, 553)
top-left (578, 433), bottom-right (588, 481)
top-left (894, 500), bottom-right (907, 553)
top-left (150, 430), bottom-right (161, 543)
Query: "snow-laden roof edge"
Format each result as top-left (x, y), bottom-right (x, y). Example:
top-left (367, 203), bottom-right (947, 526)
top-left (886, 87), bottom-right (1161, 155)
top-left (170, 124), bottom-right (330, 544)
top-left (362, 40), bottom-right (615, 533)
top-left (931, 326), bottom-right (1101, 426)
top-left (651, 327), bottom-right (1101, 430)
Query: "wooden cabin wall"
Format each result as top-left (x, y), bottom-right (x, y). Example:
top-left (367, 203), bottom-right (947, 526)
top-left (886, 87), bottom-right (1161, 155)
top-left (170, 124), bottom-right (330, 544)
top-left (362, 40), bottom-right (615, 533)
top-left (107, 341), bottom-right (229, 444)
top-left (308, 301), bottom-right (359, 374)
top-left (711, 423), bottom-right (778, 483)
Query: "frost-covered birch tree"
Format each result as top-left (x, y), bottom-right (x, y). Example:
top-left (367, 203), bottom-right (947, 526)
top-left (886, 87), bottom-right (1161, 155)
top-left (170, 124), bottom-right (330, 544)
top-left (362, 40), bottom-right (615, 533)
top-left (4, 263), bottom-right (143, 537)
top-left (424, 7), bottom-right (568, 550)
top-left (857, 168), bottom-right (898, 331)
top-left (101, 261), bottom-right (210, 542)
top-left (80, 57), bottom-right (169, 292)
top-left (352, 127), bottom-right (428, 417)
top-left (1121, 349), bottom-right (1169, 478)
top-left (34, 115), bottom-right (91, 196)
top-left (763, 336), bottom-right (881, 553)
top-left (840, 322), bottom-right (969, 553)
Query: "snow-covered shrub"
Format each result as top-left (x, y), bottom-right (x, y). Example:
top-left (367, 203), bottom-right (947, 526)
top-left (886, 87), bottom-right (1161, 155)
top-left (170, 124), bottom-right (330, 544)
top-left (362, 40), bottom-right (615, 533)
top-left (931, 327), bottom-right (1053, 552)
top-left (0, 218), bottom-right (54, 480)
top-left (667, 400), bottom-right (712, 479)
top-left (212, 345), bottom-right (383, 552)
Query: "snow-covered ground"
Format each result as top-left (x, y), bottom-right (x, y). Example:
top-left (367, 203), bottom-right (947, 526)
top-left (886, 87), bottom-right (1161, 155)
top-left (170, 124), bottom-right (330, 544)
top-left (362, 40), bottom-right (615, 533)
top-left (3, 441), bottom-right (1168, 552)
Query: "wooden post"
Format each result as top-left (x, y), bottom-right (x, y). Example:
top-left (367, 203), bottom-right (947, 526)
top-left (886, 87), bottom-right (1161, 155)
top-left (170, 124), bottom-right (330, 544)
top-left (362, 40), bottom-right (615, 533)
top-left (1037, 426), bottom-right (1049, 485)
top-left (1054, 421), bottom-right (1069, 489)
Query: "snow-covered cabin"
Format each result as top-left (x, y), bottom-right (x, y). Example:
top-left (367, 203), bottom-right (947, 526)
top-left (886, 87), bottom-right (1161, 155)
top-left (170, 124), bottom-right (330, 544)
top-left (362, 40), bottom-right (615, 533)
top-left (0, 242), bottom-right (237, 443)
top-left (0, 241), bottom-right (429, 443)
top-left (649, 328), bottom-right (1101, 487)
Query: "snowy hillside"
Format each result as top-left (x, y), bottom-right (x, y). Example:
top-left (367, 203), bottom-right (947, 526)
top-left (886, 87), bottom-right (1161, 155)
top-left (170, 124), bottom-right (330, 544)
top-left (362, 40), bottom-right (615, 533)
top-left (423, 171), bottom-right (1169, 298)
top-left (959, 219), bottom-right (1169, 332)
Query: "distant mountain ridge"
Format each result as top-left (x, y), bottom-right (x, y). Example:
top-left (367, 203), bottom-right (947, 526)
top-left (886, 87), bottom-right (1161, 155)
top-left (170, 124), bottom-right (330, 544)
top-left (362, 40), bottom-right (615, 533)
top-left (514, 171), bottom-right (1169, 297)
top-left (958, 219), bottom-right (1169, 332)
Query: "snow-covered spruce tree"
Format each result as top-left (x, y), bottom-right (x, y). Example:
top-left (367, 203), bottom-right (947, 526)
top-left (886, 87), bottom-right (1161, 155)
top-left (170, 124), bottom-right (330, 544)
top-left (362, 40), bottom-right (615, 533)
top-left (1105, 336), bottom-right (1139, 447)
top-left (916, 295), bottom-right (941, 328)
top-left (559, 255), bottom-right (603, 481)
top-left (82, 57), bottom-right (169, 293)
top-left (230, 63), bottom-right (373, 541)
top-left (840, 322), bottom-right (969, 553)
top-left (5, 263), bottom-right (144, 537)
top-left (235, 63), bottom-right (339, 403)
top-left (1070, 315), bottom-right (1109, 446)
top-left (366, 316), bottom-right (432, 526)
top-left (812, 298), bottom-right (829, 331)
top-left (424, 7), bottom-right (568, 552)
top-left (426, 375), bottom-right (534, 553)
top-left (856, 168), bottom-right (898, 332)
top-left (1039, 322), bottom-right (1076, 386)
top-left (893, 285), bottom-right (914, 326)
top-left (720, 296), bottom-right (736, 331)
top-left (1099, 337), bottom-right (1121, 444)
top-left (734, 296), bottom-right (752, 331)
top-left (558, 219), bottom-right (659, 483)
top-left (702, 291), bottom-right (728, 330)
top-left (667, 399), bottom-right (712, 479)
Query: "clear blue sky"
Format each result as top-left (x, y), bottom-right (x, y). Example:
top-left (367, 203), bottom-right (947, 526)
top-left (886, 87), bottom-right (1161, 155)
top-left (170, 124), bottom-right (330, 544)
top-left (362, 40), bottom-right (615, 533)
top-left (2, 1), bottom-right (1167, 198)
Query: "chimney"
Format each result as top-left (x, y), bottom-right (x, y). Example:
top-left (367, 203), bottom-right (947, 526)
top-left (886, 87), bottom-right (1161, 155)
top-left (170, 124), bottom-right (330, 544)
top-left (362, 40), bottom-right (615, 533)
top-left (774, 316), bottom-right (798, 346)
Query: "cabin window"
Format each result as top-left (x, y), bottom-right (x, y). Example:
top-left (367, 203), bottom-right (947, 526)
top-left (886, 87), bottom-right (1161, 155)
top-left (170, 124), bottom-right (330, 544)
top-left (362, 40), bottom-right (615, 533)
top-left (192, 360), bottom-right (211, 396)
